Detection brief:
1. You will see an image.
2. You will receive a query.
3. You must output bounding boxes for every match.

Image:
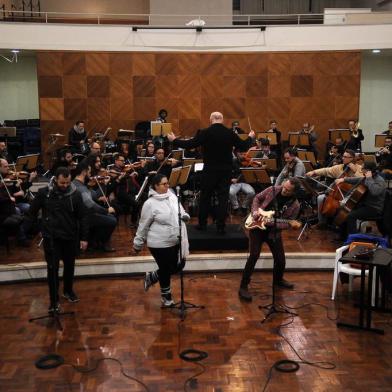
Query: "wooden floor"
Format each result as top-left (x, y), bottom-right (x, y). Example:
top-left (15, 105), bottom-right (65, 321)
top-left (0, 216), bottom-right (337, 265)
top-left (1, 271), bottom-right (391, 391)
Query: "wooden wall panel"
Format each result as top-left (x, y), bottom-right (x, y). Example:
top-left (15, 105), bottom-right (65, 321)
top-left (37, 50), bottom-right (361, 165)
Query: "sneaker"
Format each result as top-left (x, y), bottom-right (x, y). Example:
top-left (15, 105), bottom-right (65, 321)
top-left (161, 294), bottom-right (174, 308)
top-left (238, 287), bottom-right (252, 302)
top-left (63, 291), bottom-right (80, 303)
top-left (144, 272), bottom-right (153, 292)
top-left (275, 279), bottom-right (294, 289)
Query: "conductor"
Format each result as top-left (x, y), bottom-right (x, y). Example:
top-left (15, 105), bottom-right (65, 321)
top-left (167, 112), bottom-right (255, 234)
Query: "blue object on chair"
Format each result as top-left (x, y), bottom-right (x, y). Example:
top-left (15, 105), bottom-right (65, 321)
top-left (345, 233), bottom-right (389, 249)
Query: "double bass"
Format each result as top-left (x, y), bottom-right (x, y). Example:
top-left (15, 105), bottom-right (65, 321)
top-left (321, 165), bottom-right (366, 225)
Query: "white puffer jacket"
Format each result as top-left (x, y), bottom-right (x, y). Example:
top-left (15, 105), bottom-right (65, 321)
top-left (133, 188), bottom-right (190, 257)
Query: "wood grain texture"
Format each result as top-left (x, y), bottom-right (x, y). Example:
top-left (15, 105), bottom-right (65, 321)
top-left (37, 50), bottom-right (361, 165)
top-left (1, 272), bottom-right (391, 392)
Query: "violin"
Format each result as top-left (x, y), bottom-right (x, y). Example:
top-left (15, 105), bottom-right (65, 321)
top-left (8, 170), bottom-right (30, 180)
top-left (87, 175), bottom-right (111, 187)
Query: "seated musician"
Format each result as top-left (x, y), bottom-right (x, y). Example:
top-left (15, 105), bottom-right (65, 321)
top-left (51, 149), bottom-right (76, 175)
top-left (0, 140), bottom-right (9, 161)
top-left (0, 158), bottom-right (29, 246)
top-left (275, 147), bottom-right (305, 186)
top-left (346, 119), bottom-right (364, 152)
top-left (239, 178), bottom-right (302, 301)
top-left (325, 144), bottom-right (342, 167)
top-left (89, 141), bottom-right (101, 157)
top-left (111, 153), bottom-right (140, 227)
top-left (335, 161), bottom-right (386, 237)
top-left (267, 120), bottom-right (282, 156)
top-left (146, 147), bottom-right (179, 179)
top-left (232, 120), bottom-right (246, 134)
top-left (300, 122), bottom-right (318, 159)
top-left (73, 159), bottom-right (117, 252)
top-left (376, 136), bottom-right (392, 180)
top-left (254, 138), bottom-right (277, 160)
top-left (229, 150), bottom-right (255, 215)
top-left (306, 149), bottom-right (363, 229)
top-left (145, 142), bottom-right (156, 158)
top-left (68, 120), bottom-right (88, 153)
top-left (15, 170), bottom-right (37, 215)
top-left (382, 120), bottom-right (392, 136)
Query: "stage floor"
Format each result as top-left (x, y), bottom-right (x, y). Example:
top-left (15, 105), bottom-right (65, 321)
top-left (1, 271), bottom-right (391, 391)
top-left (0, 216), bottom-right (338, 265)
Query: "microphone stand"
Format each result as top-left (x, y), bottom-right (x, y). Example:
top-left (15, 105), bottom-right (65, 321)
top-left (261, 180), bottom-right (296, 323)
top-left (172, 185), bottom-right (204, 321)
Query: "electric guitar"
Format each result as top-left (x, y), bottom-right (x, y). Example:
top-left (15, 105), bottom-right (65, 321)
top-left (244, 208), bottom-right (302, 230)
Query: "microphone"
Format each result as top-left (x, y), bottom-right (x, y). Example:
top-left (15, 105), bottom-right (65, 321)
top-left (176, 185), bottom-right (180, 197)
top-left (47, 176), bottom-right (55, 198)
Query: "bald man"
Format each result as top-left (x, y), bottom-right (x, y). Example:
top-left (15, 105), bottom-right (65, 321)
top-left (167, 112), bottom-right (255, 234)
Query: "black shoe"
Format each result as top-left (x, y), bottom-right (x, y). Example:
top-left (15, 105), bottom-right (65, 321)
top-left (275, 279), bottom-right (294, 289)
top-left (238, 287), bottom-right (252, 302)
top-left (102, 244), bottom-right (116, 252)
top-left (63, 291), bottom-right (80, 303)
top-left (195, 224), bottom-right (207, 231)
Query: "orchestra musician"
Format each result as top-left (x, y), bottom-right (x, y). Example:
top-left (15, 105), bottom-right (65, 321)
top-left (0, 158), bottom-right (28, 246)
top-left (0, 140), bottom-right (9, 161)
top-left (25, 166), bottom-right (89, 311)
top-left (73, 160), bottom-right (117, 252)
top-left (68, 120), bottom-right (88, 153)
top-left (146, 147), bottom-right (179, 179)
top-left (267, 120), bottom-right (282, 156)
top-left (376, 136), bottom-right (392, 179)
top-left (346, 120), bottom-right (364, 152)
top-left (306, 149), bottom-right (363, 229)
top-left (254, 138), bottom-right (277, 160)
top-left (51, 149), bottom-right (76, 175)
top-left (275, 148), bottom-right (306, 186)
top-left (238, 178), bottom-right (302, 301)
top-left (168, 111), bottom-right (255, 234)
top-left (232, 120), bottom-right (246, 134)
top-left (229, 150), bottom-right (256, 215)
top-left (335, 161), bottom-right (386, 236)
top-left (300, 122), bottom-right (318, 158)
top-left (89, 141), bottom-right (101, 157)
top-left (325, 144), bottom-right (342, 167)
top-left (382, 120), bottom-right (392, 135)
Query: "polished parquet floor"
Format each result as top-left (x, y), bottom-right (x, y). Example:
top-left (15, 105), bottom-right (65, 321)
top-left (1, 271), bottom-right (392, 392)
top-left (0, 215), bottom-right (337, 265)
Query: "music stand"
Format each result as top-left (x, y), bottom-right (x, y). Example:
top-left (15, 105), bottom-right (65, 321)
top-left (171, 150), bottom-right (184, 161)
top-left (297, 151), bottom-right (317, 166)
top-left (169, 165), bottom-right (192, 188)
top-left (151, 122), bottom-right (172, 137)
top-left (183, 158), bottom-right (203, 169)
top-left (257, 132), bottom-right (277, 145)
top-left (328, 129), bottom-right (350, 142)
top-left (117, 129), bottom-right (135, 141)
top-left (240, 168), bottom-right (271, 185)
top-left (302, 161), bottom-right (314, 172)
top-left (375, 134), bottom-right (388, 148)
top-left (250, 158), bottom-right (277, 171)
top-left (15, 154), bottom-right (40, 171)
top-left (288, 132), bottom-right (310, 147)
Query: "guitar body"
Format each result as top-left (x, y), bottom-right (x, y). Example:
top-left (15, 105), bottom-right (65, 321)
top-left (244, 209), bottom-right (275, 230)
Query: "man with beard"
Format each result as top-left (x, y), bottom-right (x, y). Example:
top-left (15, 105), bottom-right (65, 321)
top-left (26, 167), bottom-right (88, 312)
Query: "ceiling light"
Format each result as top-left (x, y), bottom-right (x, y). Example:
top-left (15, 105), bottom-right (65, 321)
top-left (11, 49), bottom-right (20, 53)
top-left (372, 49), bottom-right (381, 54)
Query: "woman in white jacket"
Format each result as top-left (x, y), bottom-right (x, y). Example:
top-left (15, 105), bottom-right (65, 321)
top-left (133, 173), bottom-right (190, 307)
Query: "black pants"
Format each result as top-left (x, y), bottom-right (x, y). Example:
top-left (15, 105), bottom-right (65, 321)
top-left (43, 238), bottom-right (77, 305)
top-left (199, 168), bottom-right (231, 228)
top-left (240, 229), bottom-right (286, 287)
top-left (88, 213), bottom-right (117, 244)
top-left (2, 214), bottom-right (25, 240)
top-left (149, 245), bottom-right (184, 288)
top-left (346, 206), bottom-right (381, 235)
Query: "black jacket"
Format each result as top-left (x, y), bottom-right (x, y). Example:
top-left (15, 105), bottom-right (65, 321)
top-left (173, 123), bottom-right (252, 170)
top-left (27, 183), bottom-right (89, 241)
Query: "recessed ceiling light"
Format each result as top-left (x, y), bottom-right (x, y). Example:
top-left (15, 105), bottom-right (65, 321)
top-left (11, 49), bottom-right (20, 53)
top-left (372, 49), bottom-right (381, 54)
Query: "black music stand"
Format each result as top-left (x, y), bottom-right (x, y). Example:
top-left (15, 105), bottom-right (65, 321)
top-left (337, 247), bottom-right (392, 334)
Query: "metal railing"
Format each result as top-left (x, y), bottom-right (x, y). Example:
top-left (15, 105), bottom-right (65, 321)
top-left (0, 9), bottom-right (392, 27)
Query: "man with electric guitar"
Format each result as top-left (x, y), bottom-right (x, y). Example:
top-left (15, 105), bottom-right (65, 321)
top-left (239, 178), bottom-right (302, 302)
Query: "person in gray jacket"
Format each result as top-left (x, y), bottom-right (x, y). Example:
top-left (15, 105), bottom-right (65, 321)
top-left (335, 161), bottom-right (386, 236)
top-left (133, 173), bottom-right (190, 307)
top-left (275, 148), bottom-right (306, 186)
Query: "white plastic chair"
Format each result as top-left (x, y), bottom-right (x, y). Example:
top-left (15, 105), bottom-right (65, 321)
top-left (331, 245), bottom-right (376, 305)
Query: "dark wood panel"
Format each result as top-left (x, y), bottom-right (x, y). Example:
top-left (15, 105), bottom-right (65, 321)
top-left (86, 52), bottom-right (110, 75)
top-left (291, 75), bottom-right (313, 97)
top-left (64, 98), bottom-right (87, 120)
top-left (38, 76), bottom-right (63, 98)
top-left (62, 52), bottom-right (86, 75)
top-left (87, 76), bottom-right (110, 98)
